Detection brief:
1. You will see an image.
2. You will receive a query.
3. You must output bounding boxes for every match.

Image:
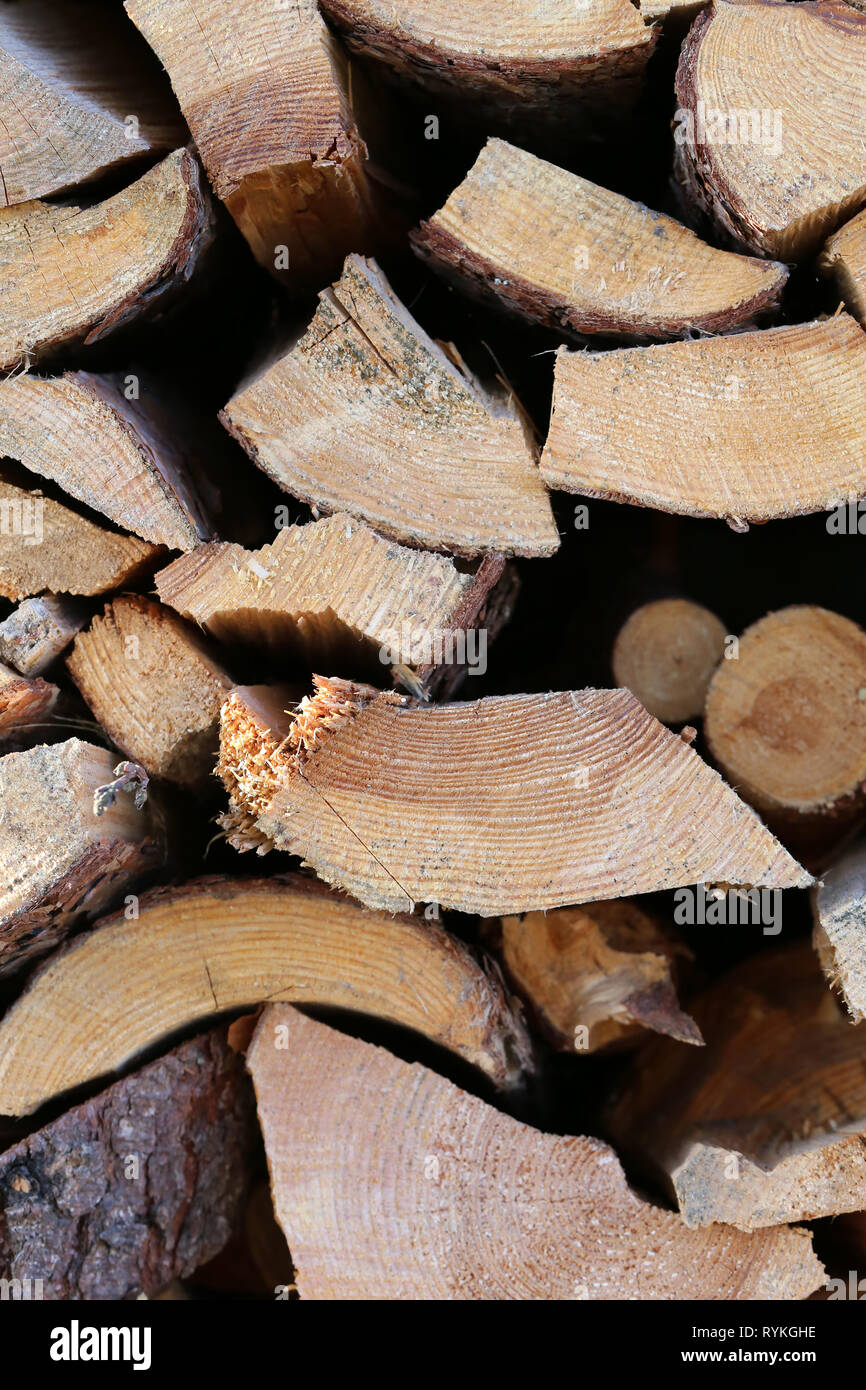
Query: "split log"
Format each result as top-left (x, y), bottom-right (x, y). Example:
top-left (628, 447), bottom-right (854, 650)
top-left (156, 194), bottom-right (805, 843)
top-left (674, 0), bottom-right (866, 259)
top-left (541, 315), bottom-right (866, 524)
top-left (0, 1027), bottom-right (256, 1300)
top-left (612, 598), bottom-right (727, 724)
top-left (220, 254), bottom-right (558, 558)
top-left (0, 148), bottom-right (215, 372)
top-left (0, 738), bottom-right (165, 978)
top-left (247, 1005), bottom-right (823, 1299)
top-left (605, 943), bottom-right (866, 1230)
top-left (217, 676), bottom-right (809, 917)
top-left (0, 475), bottom-right (160, 601)
top-left (412, 138), bottom-right (788, 341)
top-left (125, 0), bottom-right (393, 285)
top-left (497, 899), bottom-right (701, 1052)
top-left (812, 834), bottom-right (866, 1020)
top-left (0, 0), bottom-right (184, 205)
top-left (0, 372), bottom-right (215, 550)
top-left (155, 513), bottom-right (511, 695)
top-left (66, 597), bottom-right (234, 790)
top-left (640, 0), bottom-right (703, 24)
top-left (704, 606), bottom-right (866, 848)
top-left (821, 208), bottom-right (866, 325)
top-left (319, 0), bottom-right (657, 131)
top-left (0, 596), bottom-right (89, 676)
top-left (0, 662), bottom-right (57, 739)
top-left (0, 875), bottom-right (531, 1116)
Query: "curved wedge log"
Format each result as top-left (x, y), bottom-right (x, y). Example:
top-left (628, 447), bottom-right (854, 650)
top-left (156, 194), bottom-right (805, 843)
top-left (220, 254), bottom-right (558, 559)
top-left (674, 0), bottom-right (866, 259)
top-left (155, 513), bottom-right (511, 694)
top-left (541, 316), bottom-right (866, 524)
top-left (246, 1005), bottom-right (824, 1299)
top-left (412, 138), bottom-right (788, 341)
top-left (319, 0), bottom-right (657, 130)
top-left (0, 875), bottom-right (532, 1116)
top-left (0, 149), bottom-right (215, 372)
top-left (0, 372), bottom-right (215, 551)
top-left (126, 0), bottom-right (394, 285)
top-left (0, 0), bottom-right (184, 204)
top-left (217, 676), bottom-right (810, 917)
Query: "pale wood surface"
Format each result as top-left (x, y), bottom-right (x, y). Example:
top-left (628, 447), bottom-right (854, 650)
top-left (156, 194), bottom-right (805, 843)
top-left (0, 875), bottom-right (532, 1115)
top-left (247, 1005), bottom-right (823, 1299)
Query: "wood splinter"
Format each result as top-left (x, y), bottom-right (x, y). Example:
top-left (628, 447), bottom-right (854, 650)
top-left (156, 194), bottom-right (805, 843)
top-left (0, 875), bottom-right (532, 1117)
top-left (246, 1005), bottom-right (823, 1300)
top-left (217, 676), bottom-right (809, 917)
top-left (496, 899), bottom-right (702, 1053)
top-left (412, 138), bottom-right (788, 342)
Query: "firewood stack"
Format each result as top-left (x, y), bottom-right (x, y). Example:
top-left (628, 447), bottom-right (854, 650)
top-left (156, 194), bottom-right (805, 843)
top-left (2, 0), bottom-right (866, 1304)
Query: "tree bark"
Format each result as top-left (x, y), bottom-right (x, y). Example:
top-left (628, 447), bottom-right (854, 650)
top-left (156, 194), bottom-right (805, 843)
top-left (0, 1027), bottom-right (257, 1299)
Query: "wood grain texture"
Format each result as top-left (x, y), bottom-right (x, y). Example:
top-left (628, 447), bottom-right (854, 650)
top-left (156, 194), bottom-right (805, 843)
top-left (126, 0), bottom-right (389, 284)
top-left (221, 255), bottom-right (558, 558)
top-left (812, 834), bottom-right (866, 1020)
top-left (217, 676), bottom-right (810, 916)
top-left (822, 207), bottom-right (866, 324)
top-left (542, 316), bottom-right (866, 524)
top-left (155, 512), bottom-right (505, 693)
top-left (67, 596), bottom-right (234, 789)
top-left (0, 596), bottom-right (88, 676)
top-left (0, 148), bottom-right (214, 371)
top-left (320, 0), bottom-right (657, 127)
top-left (0, 875), bottom-right (532, 1116)
top-left (0, 372), bottom-right (214, 550)
top-left (498, 899), bottom-right (701, 1051)
top-left (674, 0), bottom-right (866, 258)
top-left (606, 944), bottom-right (866, 1230)
top-left (0, 1027), bottom-right (256, 1299)
top-left (0, 738), bottom-right (165, 978)
top-left (413, 138), bottom-right (788, 340)
top-left (0, 0), bottom-right (184, 204)
top-left (704, 606), bottom-right (866, 827)
top-left (0, 476), bottom-right (160, 601)
top-left (612, 599), bottom-right (727, 724)
top-left (247, 1005), bottom-right (823, 1299)
top-left (0, 661), bottom-right (57, 738)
